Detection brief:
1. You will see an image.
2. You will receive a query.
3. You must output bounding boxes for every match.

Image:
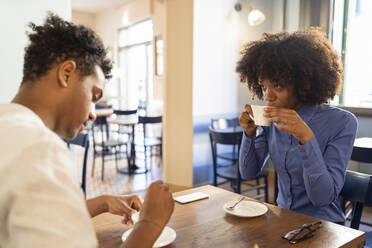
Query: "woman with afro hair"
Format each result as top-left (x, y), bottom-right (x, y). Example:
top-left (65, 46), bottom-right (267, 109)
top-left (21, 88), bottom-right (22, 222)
top-left (237, 28), bottom-right (357, 224)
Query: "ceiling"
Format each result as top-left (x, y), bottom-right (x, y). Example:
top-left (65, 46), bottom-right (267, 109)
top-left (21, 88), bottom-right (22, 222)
top-left (71, 0), bottom-right (132, 13)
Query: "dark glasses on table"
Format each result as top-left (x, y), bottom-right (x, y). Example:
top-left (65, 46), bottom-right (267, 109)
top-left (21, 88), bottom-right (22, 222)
top-left (282, 221), bottom-right (322, 244)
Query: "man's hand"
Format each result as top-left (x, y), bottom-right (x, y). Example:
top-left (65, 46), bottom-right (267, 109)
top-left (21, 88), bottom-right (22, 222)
top-left (264, 107), bottom-right (314, 144)
top-left (239, 104), bottom-right (258, 137)
top-left (86, 194), bottom-right (142, 224)
top-left (104, 194), bottom-right (142, 225)
top-left (123, 181), bottom-right (175, 248)
top-left (139, 180), bottom-right (174, 229)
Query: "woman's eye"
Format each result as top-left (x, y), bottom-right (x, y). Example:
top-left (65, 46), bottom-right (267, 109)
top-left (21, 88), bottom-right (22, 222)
top-left (274, 84), bottom-right (282, 89)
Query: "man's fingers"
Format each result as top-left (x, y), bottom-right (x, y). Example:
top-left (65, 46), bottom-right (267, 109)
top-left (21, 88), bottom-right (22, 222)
top-left (133, 200), bottom-right (142, 211)
top-left (121, 202), bottom-right (137, 216)
top-left (149, 181), bottom-right (170, 192)
top-left (152, 180), bottom-right (164, 185)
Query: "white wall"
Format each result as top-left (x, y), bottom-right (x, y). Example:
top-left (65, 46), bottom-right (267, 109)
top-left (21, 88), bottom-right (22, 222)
top-left (162, 0), bottom-right (194, 187)
top-left (0, 0), bottom-right (71, 103)
top-left (237, 0), bottom-right (284, 109)
top-left (286, 0), bottom-right (300, 31)
top-left (193, 0), bottom-right (284, 117)
top-left (72, 10), bottom-right (96, 30)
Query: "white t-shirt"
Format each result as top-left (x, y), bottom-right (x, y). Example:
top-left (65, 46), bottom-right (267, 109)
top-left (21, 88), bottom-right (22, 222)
top-left (0, 103), bottom-right (97, 247)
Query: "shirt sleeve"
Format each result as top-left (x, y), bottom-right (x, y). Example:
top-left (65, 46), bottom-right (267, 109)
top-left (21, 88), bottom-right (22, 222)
top-left (298, 115), bottom-right (358, 207)
top-left (7, 141), bottom-right (98, 248)
top-left (239, 127), bottom-right (269, 180)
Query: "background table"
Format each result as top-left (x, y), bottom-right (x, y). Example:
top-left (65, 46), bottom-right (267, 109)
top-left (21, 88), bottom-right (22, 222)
top-left (95, 108), bottom-right (114, 117)
top-left (106, 115), bottom-right (147, 174)
top-left (93, 185), bottom-right (365, 248)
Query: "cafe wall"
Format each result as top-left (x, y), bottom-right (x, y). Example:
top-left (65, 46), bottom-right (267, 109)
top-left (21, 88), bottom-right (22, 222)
top-left (193, 0), bottom-right (285, 119)
top-left (0, 0), bottom-right (71, 103)
top-left (73, 0), bottom-right (194, 187)
top-left (72, 10), bottom-right (96, 31)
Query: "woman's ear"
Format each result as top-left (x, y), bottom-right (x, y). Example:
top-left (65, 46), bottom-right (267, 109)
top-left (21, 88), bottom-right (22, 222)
top-left (57, 60), bottom-right (77, 88)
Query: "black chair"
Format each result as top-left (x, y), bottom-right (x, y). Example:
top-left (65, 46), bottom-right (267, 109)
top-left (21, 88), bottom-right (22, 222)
top-left (134, 116), bottom-right (162, 171)
top-left (91, 116), bottom-right (129, 180)
top-left (340, 140), bottom-right (372, 229)
top-left (340, 170), bottom-right (372, 230)
top-left (66, 132), bottom-right (89, 198)
top-left (114, 109), bottom-right (137, 116)
top-left (210, 118), bottom-right (240, 165)
top-left (211, 117), bottom-right (240, 130)
top-left (209, 127), bottom-right (268, 202)
top-left (351, 139), bottom-right (372, 164)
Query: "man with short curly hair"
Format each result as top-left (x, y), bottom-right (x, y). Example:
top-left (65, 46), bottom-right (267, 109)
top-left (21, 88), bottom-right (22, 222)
top-left (237, 28), bottom-right (357, 224)
top-left (0, 13), bottom-right (174, 247)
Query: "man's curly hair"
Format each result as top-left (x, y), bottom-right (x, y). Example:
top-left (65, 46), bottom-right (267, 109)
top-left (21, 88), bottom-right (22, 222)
top-left (22, 12), bottom-right (112, 83)
top-left (236, 28), bottom-right (343, 105)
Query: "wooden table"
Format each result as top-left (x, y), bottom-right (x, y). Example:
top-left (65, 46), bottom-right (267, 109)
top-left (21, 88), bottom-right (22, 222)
top-left (93, 185), bottom-right (365, 248)
top-left (95, 108), bottom-right (114, 117)
top-left (354, 137), bottom-right (372, 149)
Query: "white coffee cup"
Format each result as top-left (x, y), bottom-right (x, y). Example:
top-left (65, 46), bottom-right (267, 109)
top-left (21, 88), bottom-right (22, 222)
top-left (250, 105), bottom-right (271, 126)
top-left (131, 211), bottom-right (140, 223)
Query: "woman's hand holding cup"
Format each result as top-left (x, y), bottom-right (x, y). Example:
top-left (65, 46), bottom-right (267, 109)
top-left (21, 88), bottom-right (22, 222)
top-left (239, 104), bottom-right (258, 137)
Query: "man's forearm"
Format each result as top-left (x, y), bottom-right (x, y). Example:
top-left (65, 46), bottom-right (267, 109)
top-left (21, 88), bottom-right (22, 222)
top-left (86, 195), bottom-right (107, 217)
top-left (123, 220), bottom-right (162, 248)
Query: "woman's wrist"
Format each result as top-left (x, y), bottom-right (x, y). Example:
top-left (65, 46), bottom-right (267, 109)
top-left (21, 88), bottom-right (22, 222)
top-left (299, 131), bottom-right (314, 145)
top-left (244, 128), bottom-right (256, 137)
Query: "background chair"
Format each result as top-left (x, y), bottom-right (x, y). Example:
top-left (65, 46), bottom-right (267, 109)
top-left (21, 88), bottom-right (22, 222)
top-left (340, 170), bottom-right (372, 230)
top-left (341, 141), bottom-right (372, 227)
top-left (66, 132), bottom-right (89, 198)
top-left (134, 116), bottom-right (162, 172)
top-left (209, 127), bottom-right (268, 202)
top-left (111, 109), bottom-right (137, 158)
top-left (113, 108), bottom-right (137, 131)
top-left (91, 116), bottom-right (129, 180)
top-left (210, 117), bottom-right (240, 165)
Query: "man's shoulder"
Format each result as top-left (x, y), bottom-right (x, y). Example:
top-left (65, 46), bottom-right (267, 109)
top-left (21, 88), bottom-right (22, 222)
top-left (0, 103), bottom-right (71, 179)
top-left (0, 103), bottom-right (66, 150)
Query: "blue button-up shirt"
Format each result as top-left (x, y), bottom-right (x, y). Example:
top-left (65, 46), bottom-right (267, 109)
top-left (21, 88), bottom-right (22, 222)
top-left (239, 104), bottom-right (357, 223)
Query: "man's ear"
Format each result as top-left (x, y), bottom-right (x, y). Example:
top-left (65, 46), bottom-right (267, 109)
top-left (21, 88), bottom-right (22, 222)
top-left (57, 60), bottom-right (77, 88)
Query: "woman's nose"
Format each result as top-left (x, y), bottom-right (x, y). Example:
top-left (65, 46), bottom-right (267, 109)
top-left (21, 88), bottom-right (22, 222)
top-left (264, 88), bottom-right (275, 102)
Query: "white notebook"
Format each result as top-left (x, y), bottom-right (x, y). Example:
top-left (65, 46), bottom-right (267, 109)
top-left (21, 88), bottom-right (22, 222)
top-left (174, 192), bottom-right (209, 204)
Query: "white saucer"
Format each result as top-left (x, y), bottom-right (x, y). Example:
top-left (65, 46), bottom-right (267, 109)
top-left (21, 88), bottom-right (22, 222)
top-left (122, 226), bottom-right (176, 248)
top-left (223, 200), bottom-right (268, 217)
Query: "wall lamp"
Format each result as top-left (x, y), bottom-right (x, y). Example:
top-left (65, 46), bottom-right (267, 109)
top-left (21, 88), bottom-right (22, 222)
top-left (234, 2), bottom-right (266, 26)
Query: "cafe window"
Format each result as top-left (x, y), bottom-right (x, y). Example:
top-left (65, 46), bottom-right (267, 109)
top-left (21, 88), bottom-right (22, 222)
top-left (117, 19), bottom-right (153, 110)
top-left (331, 0), bottom-right (372, 107)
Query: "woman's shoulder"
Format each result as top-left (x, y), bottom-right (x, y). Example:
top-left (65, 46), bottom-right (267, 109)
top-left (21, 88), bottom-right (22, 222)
top-left (315, 104), bottom-right (357, 128)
